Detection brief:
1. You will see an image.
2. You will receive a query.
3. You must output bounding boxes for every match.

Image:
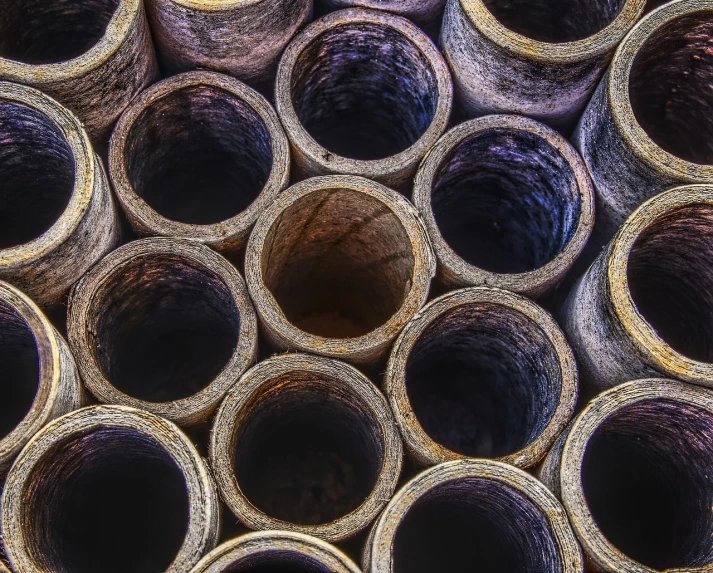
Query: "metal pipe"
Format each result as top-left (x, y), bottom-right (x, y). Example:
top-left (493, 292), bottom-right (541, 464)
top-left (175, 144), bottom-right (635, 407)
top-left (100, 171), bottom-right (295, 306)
top-left (316, 0), bottom-right (445, 32)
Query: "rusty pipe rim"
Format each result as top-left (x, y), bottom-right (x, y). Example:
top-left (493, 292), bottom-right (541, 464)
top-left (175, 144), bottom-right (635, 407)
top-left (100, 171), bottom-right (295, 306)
top-left (321, 1), bottom-right (446, 24)
top-left (413, 115), bottom-right (594, 296)
top-left (109, 71), bottom-right (289, 252)
top-left (191, 531), bottom-right (362, 572)
top-left (210, 353), bottom-right (403, 542)
top-left (275, 8), bottom-right (452, 182)
top-left (366, 459), bottom-right (582, 573)
top-left (67, 237), bottom-right (258, 426)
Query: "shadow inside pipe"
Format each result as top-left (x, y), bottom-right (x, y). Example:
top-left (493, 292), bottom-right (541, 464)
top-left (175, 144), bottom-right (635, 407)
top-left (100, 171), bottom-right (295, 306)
top-left (221, 555), bottom-right (334, 573)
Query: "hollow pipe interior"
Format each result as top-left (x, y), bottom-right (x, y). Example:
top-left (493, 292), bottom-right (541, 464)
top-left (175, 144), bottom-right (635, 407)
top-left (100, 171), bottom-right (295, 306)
top-left (218, 554), bottom-right (336, 572)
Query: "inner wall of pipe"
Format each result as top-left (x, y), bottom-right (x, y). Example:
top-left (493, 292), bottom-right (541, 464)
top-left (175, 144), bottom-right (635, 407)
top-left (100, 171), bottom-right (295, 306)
top-left (629, 13), bottom-right (713, 165)
top-left (405, 302), bottom-right (561, 457)
top-left (22, 428), bottom-right (190, 573)
top-left (233, 372), bottom-right (384, 525)
top-left (125, 85), bottom-right (273, 225)
top-left (0, 101), bottom-right (74, 249)
top-left (627, 205), bottom-right (713, 362)
top-left (91, 255), bottom-right (241, 402)
top-left (221, 553), bottom-right (334, 573)
top-left (582, 399), bottom-right (713, 570)
top-left (0, 0), bottom-right (120, 64)
top-left (393, 478), bottom-right (563, 573)
top-left (431, 129), bottom-right (580, 274)
top-left (290, 22), bottom-right (438, 161)
top-left (261, 188), bottom-right (415, 338)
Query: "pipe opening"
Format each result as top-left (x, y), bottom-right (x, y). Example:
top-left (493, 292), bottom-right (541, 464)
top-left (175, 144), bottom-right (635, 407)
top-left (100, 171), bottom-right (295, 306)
top-left (431, 129), bottom-right (580, 274)
top-left (233, 371), bottom-right (384, 525)
top-left (290, 22), bottom-right (439, 160)
top-left (481, 0), bottom-right (626, 43)
top-left (629, 13), bottom-right (713, 164)
top-left (405, 302), bottom-right (561, 457)
top-left (261, 188), bottom-right (415, 338)
top-left (393, 478), bottom-right (563, 572)
top-left (581, 398), bottom-right (713, 569)
top-left (22, 427), bottom-right (190, 573)
top-left (125, 85), bottom-right (273, 225)
top-left (0, 101), bottom-right (74, 249)
top-left (627, 204), bottom-right (713, 362)
top-left (0, 0), bottom-right (120, 64)
top-left (221, 554), bottom-right (333, 572)
top-left (90, 254), bottom-right (241, 402)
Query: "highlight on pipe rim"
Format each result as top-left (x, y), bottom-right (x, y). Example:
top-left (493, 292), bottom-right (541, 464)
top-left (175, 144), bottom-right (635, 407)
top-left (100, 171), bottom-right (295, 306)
top-left (385, 287), bottom-right (578, 468)
top-left (209, 353), bottom-right (403, 542)
top-left (109, 71), bottom-right (290, 252)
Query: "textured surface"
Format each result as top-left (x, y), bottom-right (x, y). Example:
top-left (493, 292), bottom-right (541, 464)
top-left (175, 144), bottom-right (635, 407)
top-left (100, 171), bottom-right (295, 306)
top-left (318, 0), bottom-right (445, 28)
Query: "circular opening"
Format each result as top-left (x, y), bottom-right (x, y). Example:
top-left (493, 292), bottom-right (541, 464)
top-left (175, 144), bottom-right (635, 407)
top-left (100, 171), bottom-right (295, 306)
top-left (0, 100), bottom-right (74, 249)
top-left (22, 427), bottom-right (190, 573)
top-left (124, 85), bottom-right (273, 225)
top-left (431, 128), bottom-right (580, 274)
top-left (393, 477), bottom-right (563, 572)
top-left (220, 554), bottom-right (333, 573)
top-left (0, 0), bottom-right (120, 64)
top-left (233, 371), bottom-right (384, 525)
top-left (405, 302), bottom-right (561, 457)
top-left (482, 0), bottom-right (627, 42)
top-left (91, 254), bottom-right (241, 402)
top-left (627, 204), bottom-right (713, 362)
top-left (581, 398), bottom-right (713, 569)
top-left (290, 22), bottom-right (438, 161)
top-left (261, 188), bottom-right (415, 338)
top-left (629, 12), bottom-right (713, 165)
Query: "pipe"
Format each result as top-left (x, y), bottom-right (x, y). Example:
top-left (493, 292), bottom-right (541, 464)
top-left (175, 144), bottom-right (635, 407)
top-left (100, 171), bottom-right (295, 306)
top-left (413, 115), bottom-right (594, 297)
top-left (109, 71), bottom-right (290, 254)
top-left (274, 8), bottom-right (452, 189)
top-left (574, 0), bottom-right (713, 240)
top-left (562, 185), bottom-right (713, 398)
top-left (364, 459), bottom-right (582, 573)
top-left (440, 0), bottom-right (645, 131)
top-left (316, 0), bottom-right (445, 32)
top-left (191, 531), bottom-right (362, 572)
top-left (0, 0), bottom-right (157, 143)
top-left (1, 405), bottom-right (219, 573)
top-left (539, 378), bottom-right (713, 573)
top-left (0, 82), bottom-right (120, 307)
top-left (210, 353), bottom-right (403, 542)
top-left (245, 175), bottom-right (435, 367)
top-left (385, 287), bottom-right (577, 469)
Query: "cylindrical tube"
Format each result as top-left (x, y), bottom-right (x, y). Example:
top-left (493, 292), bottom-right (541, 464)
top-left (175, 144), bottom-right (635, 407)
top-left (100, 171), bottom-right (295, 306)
top-left (413, 115), bottom-right (594, 297)
top-left (0, 0), bottom-right (157, 143)
top-left (210, 353), bottom-right (403, 542)
top-left (365, 459), bottom-right (582, 573)
top-left (563, 185), bottom-right (713, 397)
top-left (316, 0), bottom-right (445, 31)
top-left (109, 71), bottom-right (290, 254)
top-left (575, 0), bottom-right (713, 239)
top-left (192, 531), bottom-right (362, 572)
top-left (67, 237), bottom-right (258, 426)
top-left (275, 8), bottom-right (452, 189)
top-left (441, 0), bottom-right (645, 130)
top-left (385, 287), bottom-right (577, 469)
top-left (1, 405), bottom-right (220, 573)
top-left (539, 378), bottom-right (713, 573)
top-left (0, 82), bottom-right (120, 307)
top-left (245, 175), bottom-right (435, 366)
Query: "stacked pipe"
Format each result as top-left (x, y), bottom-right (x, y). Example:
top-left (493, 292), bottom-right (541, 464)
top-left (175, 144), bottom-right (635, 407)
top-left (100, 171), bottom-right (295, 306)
top-left (0, 0), bottom-right (713, 572)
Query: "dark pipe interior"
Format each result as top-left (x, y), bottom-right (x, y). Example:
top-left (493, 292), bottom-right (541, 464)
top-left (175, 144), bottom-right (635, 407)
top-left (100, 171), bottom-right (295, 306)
top-left (0, 0), bottom-right (120, 64)
top-left (223, 553), bottom-right (334, 573)
top-left (393, 477), bottom-right (564, 573)
top-left (628, 204), bottom-right (713, 362)
top-left (0, 101), bottom-right (74, 249)
top-left (125, 85), bottom-right (273, 225)
top-left (92, 254), bottom-right (241, 402)
top-left (431, 128), bottom-right (580, 274)
top-left (261, 187), bottom-right (415, 338)
top-left (405, 302), bottom-right (562, 457)
top-left (629, 13), bottom-right (713, 165)
top-left (233, 371), bottom-right (384, 525)
top-left (582, 398), bottom-right (713, 569)
top-left (22, 428), bottom-right (190, 573)
top-left (291, 22), bottom-right (439, 160)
